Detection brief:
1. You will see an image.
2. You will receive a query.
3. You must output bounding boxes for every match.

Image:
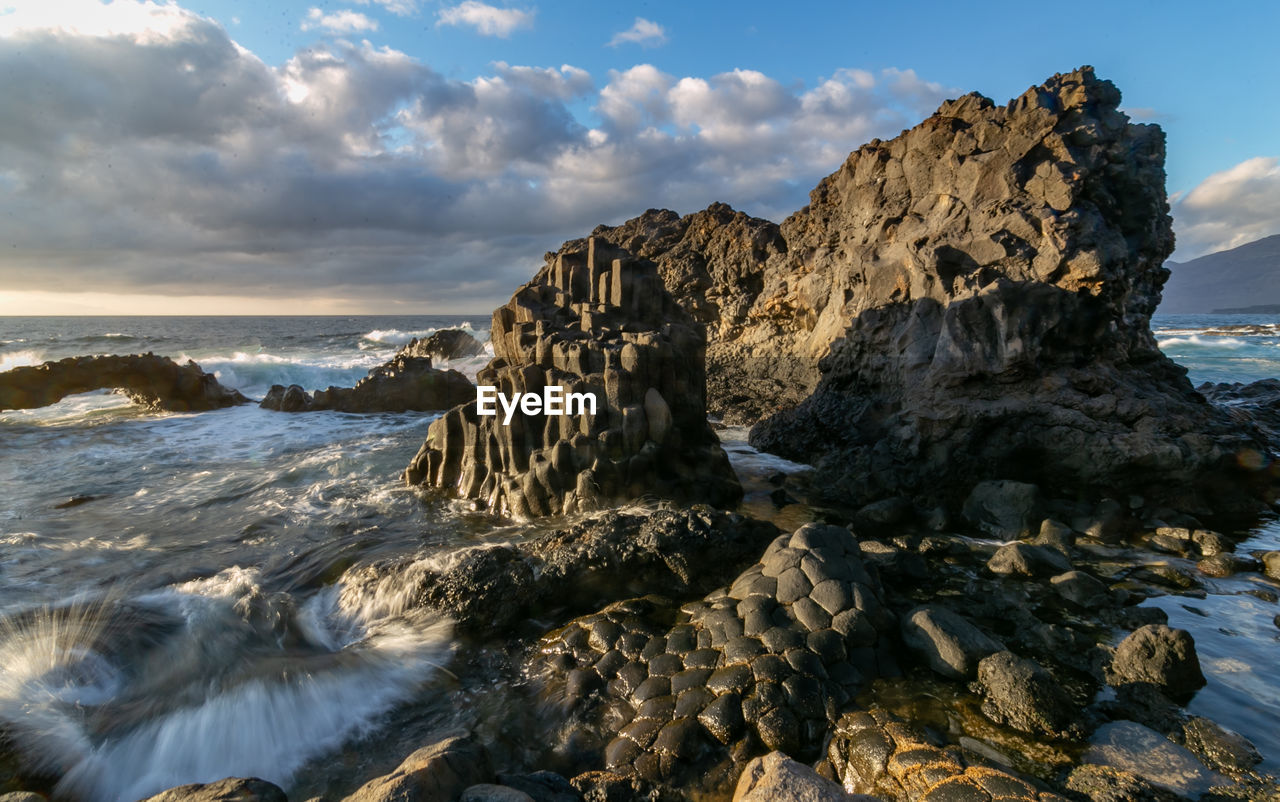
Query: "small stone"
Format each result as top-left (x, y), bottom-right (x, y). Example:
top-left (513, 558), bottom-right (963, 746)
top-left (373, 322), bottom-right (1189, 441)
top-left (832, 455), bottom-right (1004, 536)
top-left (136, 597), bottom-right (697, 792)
top-left (707, 664), bottom-right (755, 695)
top-left (675, 686), bottom-right (716, 717)
top-left (670, 668), bottom-right (713, 695)
top-left (1050, 570), bottom-right (1108, 609)
top-left (987, 542), bottom-right (1071, 578)
top-left (647, 653), bottom-right (684, 677)
top-left (684, 648), bottom-right (722, 670)
top-left (1192, 530), bottom-right (1233, 557)
top-left (652, 717), bottom-right (703, 758)
top-left (723, 636), bottom-right (766, 665)
top-left (632, 676), bottom-right (671, 702)
top-left (750, 654), bottom-right (791, 684)
top-left (604, 738), bottom-right (643, 771)
top-left (783, 648), bottom-right (828, 679)
top-left (636, 694), bottom-right (677, 721)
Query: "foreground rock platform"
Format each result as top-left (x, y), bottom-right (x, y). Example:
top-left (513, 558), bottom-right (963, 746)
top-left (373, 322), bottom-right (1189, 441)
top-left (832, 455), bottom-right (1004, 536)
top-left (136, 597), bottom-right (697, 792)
top-left (0, 353), bottom-right (249, 412)
top-left (260, 354), bottom-right (473, 413)
top-left (404, 236), bottom-right (741, 517)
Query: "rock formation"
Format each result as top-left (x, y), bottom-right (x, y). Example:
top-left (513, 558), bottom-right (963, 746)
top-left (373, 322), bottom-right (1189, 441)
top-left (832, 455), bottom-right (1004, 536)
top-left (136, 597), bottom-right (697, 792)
top-left (398, 328), bottom-right (485, 361)
top-left (565, 67), bottom-right (1271, 513)
top-left (404, 236), bottom-right (741, 517)
top-left (0, 354), bottom-right (249, 412)
top-left (260, 354), bottom-right (473, 413)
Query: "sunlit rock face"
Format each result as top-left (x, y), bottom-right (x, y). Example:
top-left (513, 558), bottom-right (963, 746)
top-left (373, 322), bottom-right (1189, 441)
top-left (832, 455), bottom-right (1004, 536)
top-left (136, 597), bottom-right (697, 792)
top-left (405, 236), bottom-right (741, 518)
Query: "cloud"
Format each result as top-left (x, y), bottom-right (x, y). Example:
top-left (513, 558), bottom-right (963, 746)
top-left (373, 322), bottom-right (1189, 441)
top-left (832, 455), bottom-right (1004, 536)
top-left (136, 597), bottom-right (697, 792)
top-left (436, 1), bottom-right (534, 38)
top-left (353, 0), bottom-right (419, 16)
top-left (0, 0), bottom-right (961, 311)
top-left (1173, 156), bottom-right (1280, 258)
top-left (301, 8), bottom-right (379, 34)
top-left (608, 17), bottom-right (666, 48)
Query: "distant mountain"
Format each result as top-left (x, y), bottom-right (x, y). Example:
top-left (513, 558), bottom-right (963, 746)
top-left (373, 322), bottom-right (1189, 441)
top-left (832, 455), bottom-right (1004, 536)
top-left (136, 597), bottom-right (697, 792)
top-left (1161, 234), bottom-right (1280, 313)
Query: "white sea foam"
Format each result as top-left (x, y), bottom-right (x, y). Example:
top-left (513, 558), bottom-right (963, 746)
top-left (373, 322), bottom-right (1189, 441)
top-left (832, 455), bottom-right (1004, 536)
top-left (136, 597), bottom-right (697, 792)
top-left (176, 351), bottom-right (383, 395)
top-left (1156, 335), bottom-right (1248, 350)
top-left (360, 322), bottom-right (484, 348)
top-left (0, 349), bottom-right (43, 371)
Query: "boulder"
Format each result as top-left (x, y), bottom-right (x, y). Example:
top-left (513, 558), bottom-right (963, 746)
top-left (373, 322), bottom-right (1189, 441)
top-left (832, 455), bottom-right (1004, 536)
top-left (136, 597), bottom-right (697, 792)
top-left (732, 752), bottom-right (855, 801)
top-left (1261, 550), bottom-right (1280, 580)
top-left (341, 734), bottom-right (491, 802)
top-left (261, 355), bottom-right (474, 413)
top-left (404, 235), bottom-right (741, 517)
top-left (975, 651), bottom-right (1077, 736)
top-left (962, 481), bottom-right (1044, 538)
top-left (900, 605), bottom-right (1003, 680)
top-left (1081, 720), bottom-right (1227, 798)
top-left (460, 784), bottom-right (535, 802)
top-left (400, 329), bottom-right (485, 361)
top-left (1108, 624), bottom-right (1206, 697)
top-left (1049, 570), bottom-right (1108, 608)
top-left (987, 542), bottom-right (1071, 578)
top-left (139, 778), bottom-right (287, 802)
top-left (0, 353), bottom-right (249, 412)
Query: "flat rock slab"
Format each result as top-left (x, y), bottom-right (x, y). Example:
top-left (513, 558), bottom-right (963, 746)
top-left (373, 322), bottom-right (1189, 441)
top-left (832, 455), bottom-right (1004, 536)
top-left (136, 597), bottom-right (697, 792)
top-left (1083, 721), bottom-right (1228, 797)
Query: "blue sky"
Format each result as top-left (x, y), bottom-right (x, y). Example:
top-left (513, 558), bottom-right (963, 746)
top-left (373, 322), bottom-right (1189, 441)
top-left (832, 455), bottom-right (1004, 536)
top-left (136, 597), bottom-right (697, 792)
top-left (1, 0), bottom-right (1278, 313)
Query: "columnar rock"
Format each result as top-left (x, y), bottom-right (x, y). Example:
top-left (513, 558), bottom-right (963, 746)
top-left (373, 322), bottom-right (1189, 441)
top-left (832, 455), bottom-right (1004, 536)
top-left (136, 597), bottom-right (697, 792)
top-left (404, 236), bottom-right (741, 517)
top-left (0, 354), bottom-right (249, 412)
top-left (260, 354), bottom-right (473, 413)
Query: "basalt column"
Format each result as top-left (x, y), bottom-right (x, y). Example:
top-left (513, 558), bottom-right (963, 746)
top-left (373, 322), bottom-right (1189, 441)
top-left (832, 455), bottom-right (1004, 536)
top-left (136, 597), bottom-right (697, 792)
top-left (404, 237), bottom-right (742, 518)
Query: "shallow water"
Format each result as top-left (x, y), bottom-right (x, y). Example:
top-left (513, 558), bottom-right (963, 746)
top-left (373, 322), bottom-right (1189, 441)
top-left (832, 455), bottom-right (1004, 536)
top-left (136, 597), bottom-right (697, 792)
top-left (0, 313), bottom-right (1278, 798)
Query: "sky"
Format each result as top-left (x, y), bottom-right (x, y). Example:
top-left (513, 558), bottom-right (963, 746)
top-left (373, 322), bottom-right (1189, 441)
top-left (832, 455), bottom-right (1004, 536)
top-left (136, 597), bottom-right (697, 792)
top-left (1, 0), bottom-right (1278, 315)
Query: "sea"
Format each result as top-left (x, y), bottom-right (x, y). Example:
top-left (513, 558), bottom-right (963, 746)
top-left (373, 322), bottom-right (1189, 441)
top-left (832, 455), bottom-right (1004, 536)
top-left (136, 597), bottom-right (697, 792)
top-left (0, 313), bottom-right (1278, 799)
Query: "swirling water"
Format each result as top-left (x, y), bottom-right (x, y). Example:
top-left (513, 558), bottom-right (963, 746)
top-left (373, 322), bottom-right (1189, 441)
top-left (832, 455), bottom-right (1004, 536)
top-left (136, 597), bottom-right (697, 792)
top-left (0, 313), bottom-right (1278, 797)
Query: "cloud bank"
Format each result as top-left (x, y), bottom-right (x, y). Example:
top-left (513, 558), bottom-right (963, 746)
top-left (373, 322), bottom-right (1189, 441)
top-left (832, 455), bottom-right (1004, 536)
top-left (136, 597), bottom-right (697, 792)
top-left (1173, 156), bottom-right (1280, 259)
top-left (0, 1), bottom-right (962, 310)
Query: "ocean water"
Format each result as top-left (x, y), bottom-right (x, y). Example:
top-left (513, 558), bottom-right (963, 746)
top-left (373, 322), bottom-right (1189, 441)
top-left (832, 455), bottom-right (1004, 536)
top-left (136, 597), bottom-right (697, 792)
top-left (0, 313), bottom-right (1278, 797)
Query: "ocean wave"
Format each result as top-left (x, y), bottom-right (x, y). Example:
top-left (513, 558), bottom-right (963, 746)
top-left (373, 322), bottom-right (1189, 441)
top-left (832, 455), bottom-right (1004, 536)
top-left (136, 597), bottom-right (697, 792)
top-left (0, 350), bottom-right (44, 372)
top-left (179, 351), bottom-right (383, 395)
top-left (1157, 335), bottom-right (1248, 350)
top-left (360, 322), bottom-right (479, 348)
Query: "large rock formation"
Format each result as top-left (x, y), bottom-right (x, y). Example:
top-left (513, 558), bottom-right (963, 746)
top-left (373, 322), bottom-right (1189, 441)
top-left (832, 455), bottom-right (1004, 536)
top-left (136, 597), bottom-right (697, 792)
top-left (567, 67), bottom-right (1270, 513)
top-left (404, 237), bottom-right (741, 517)
top-left (0, 354), bottom-right (249, 412)
top-left (398, 329), bottom-right (486, 361)
top-left (260, 354), bottom-right (473, 413)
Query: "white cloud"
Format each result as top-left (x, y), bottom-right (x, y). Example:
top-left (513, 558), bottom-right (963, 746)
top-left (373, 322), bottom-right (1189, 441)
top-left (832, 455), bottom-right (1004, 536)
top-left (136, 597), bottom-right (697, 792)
top-left (0, 0), bottom-right (961, 310)
top-left (436, 1), bottom-right (533, 37)
top-left (353, 0), bottom-right (418, 16)
top-left (1173, 156), bottom-right (1280, 258)
top-left (301, 8), bottom-right (379, 34)
top-left (608, 17), bottom-right (666, 48)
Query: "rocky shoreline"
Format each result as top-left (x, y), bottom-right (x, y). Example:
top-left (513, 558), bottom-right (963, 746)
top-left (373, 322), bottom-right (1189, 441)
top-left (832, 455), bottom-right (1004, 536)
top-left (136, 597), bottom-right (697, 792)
top-left (4, 66), bottom-right (1280, 801)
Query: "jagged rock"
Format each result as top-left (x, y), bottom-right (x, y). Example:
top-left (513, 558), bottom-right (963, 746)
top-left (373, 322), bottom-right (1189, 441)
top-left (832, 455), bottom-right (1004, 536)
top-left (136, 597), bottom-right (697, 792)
top-left (400, 329), bottom-right (486, 361)
top-left (343, 507), bottom-right (778, 635)
top-left (341, 734), bottom-right (491, 802)
top-left (827, 708), bottom-right (1070, 801)
top-left (404, 235), bottom-right (741, 517)
top-left (900, 605), bottom-right (1003, 680)
top-left (706, 66), bottom-right (1267, 514)
top-left (261, 355), bottom-right (474, 413)
top-left (529, 524), bottom-right (896, 792)
top-left (1108, 624), bottom-right (1206, 697)
top-left (974, 651), bottom-right (1077, 736)
top-left (962, 481), bottom-right (1044, 538)
top-left (139, 778), bottom-right (287, 802)
top-left (0, 353), bottom-right (249, 412)
top-left (986, 542), bottom-right (1071, 578)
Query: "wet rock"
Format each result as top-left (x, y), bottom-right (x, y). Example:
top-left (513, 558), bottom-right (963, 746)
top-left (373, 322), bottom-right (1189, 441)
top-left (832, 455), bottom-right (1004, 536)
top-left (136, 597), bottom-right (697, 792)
top-left (732, 751), bottom-right (853, 801)
top-left (1191, 529), bottom-right (1233, 556)
top-left (1049, 571), bottom-right (1107, 609)
top-left (263, 355), bottom-right (474, 413)
top-left (1063, 764), bottom-right (1183, 802)
top-left (341, 734), bottom-right (491, 802)
top-left (400, 329), bottom-right (485, 361)
top-left (974, 651), bottom-right (1076, 736)
top-left (1181, 717), bottom-right (1262, 775)
top-left (405, 237), bottom-right (741, 517)
top-left (1082, 720), bottom-right (1227, 798)
top-left (962, 481), bottom-right (1044, 539)
top-left (1033, 519), bottom-right (1075, 555)
top-left (140, 778), bottom-right (287, 802)
top-left (1195, 552), bottom-right (1257, 578)
top-left (1108, 625), bottom-right (1206, 697)
top-left (901, 605), bottom-right (1003, 680)
top-left (495, 771), bottom-right (582, 802)
top-left (1261, 550), bottom-right (1280, 580)
top-left (0, 353), bottom-right (250, 412)
top-left (986, 542), bottom-right (1071, 578)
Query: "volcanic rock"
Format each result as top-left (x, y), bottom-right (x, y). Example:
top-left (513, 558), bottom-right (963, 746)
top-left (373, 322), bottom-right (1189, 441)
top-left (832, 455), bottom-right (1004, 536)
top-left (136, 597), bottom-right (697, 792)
top-left (975, 651), bottom-right (1077, 736)
top-left (140, 778), bottom-right (287, 802)
top-left (1108, 624), bottom-right (1206, 697)
top-left (0, 353), bottom-right (249, 412)
top-left (900, 604), bottom-right (1003, 680)
top-left (260, 354), bottom-right (474, 413)
top-left (399, 328), bottom-right (486, 361)
top-left (404, 235), bottom-right (741, 517)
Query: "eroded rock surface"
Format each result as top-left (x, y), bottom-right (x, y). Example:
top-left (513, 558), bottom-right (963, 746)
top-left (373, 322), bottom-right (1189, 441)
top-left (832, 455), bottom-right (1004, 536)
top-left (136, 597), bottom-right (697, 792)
top-left (0, 354), bottom-right (249, 412)
top-left (260, 354), bottom-right (473, 413)
top-left (400, 329), bottom-right (486, 361)
top-left (405, 236), bottom-right (741, 517)
top-left (529, 524), bottom-right (896, 791)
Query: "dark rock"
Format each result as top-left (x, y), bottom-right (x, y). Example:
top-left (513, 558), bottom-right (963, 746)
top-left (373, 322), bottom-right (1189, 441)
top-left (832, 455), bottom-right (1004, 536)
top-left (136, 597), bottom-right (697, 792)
top-left (1261, 550), bottom-right (1280, 580)
top-left (1063, 764), bottom-right (1183, 802)
top-left (400, 329), bottom-right (485, 361)
top-left (263, 355), bottom-right (474, 413)
top-left (495, 771), bottom-right (582, 802)
top-left (1195, 552), bottom-right (1257, 578)
top-left (900, 605), bottom-right (1003, 679)
top-left (987, 542), bottom-right (1071, 577)
top-left (139, 779), bottom-right (286, 802)
top-left (962, 481), bottom-right (1044, 538)
top-left (1049, 570), bottom-right (1108, 608)
top-left (0, 353), bottom-right (249, 412)
top-left (404, 235), bottom-right (741, 516)
top-left (461, 785), bottom-right (536, 802)
top-left (974, 651), bottom-right (1077, 736)
top-left (1181, 717), bottom-right (1262, 775)
top-left (1108, 624), bottom-right (1206, 697)
top-left (1082, 720), bottom-right (1228, 798)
